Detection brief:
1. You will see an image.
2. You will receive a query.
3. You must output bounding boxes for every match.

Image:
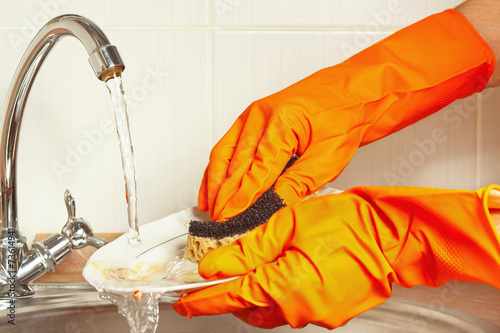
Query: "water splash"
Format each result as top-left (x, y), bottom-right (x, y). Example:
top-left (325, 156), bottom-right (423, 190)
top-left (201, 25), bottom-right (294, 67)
top-left (100, 291), bottom-right (159, 333)
top-left (103, 74), bottom-right (160, 333)
top-left (106, 75), bottom-right (141, 243)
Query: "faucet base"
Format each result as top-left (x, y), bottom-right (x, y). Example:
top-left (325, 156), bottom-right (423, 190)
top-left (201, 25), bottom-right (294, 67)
top-left (0, 282), bottom-right (35, 299)
top-left (0, 227), bottom-right (29, 299)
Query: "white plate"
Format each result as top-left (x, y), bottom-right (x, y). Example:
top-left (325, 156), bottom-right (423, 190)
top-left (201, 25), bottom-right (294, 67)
top-left (83, 186), bottom-right (342, 296)
top-left (83, 206), bottom-right (238, 295)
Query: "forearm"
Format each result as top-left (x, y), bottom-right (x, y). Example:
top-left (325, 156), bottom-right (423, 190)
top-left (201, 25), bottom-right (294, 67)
top-left (490, 209), bottom-right (500, 236)
top-left (493, 213), bottom-right (500, 235)
top-left (456, 0), bottom-right (500, 87)
top-left (487, 189), bottom-right (500, 234)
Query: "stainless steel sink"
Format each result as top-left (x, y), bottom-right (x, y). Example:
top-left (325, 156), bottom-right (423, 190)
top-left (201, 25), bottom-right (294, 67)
top-left (1, 283), bottom-right (499, 333)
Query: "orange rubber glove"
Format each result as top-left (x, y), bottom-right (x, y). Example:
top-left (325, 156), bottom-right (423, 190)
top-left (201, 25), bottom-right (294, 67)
top-left (174, 185), bottom-right (500, 329)
top-left (200, 9), bottom-right (495, 221)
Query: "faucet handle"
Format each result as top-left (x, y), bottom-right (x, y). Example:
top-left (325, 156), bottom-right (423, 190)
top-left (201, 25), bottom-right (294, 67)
top-left (65, 189), bottom-right (76, 219)
top-left (15, 190), bottom-right (108, 288)
top-left (61, 189), bottom-right (108, 249)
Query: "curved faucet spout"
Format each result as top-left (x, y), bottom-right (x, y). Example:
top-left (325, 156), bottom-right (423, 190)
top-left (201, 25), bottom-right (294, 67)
top-left (0, 14), bottom-right (124, 297)
top-left (0, 14), bottom-right (124, 231)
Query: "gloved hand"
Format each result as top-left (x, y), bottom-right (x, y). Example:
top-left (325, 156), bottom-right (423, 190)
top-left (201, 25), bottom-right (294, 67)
top-left (199, 9), bottom-right (495, 221)
top-left (174, 185), bottom-right (500, 329)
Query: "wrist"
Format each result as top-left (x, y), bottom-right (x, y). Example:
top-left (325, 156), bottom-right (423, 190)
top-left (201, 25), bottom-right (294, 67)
top-left (456, 0), bottom-right (500, 87)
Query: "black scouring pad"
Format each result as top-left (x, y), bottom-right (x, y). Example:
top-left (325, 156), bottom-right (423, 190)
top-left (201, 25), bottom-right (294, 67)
top-left (188, 187), bottom-right (286, 239)
top-left (189, 155), bottom-right (298, 239)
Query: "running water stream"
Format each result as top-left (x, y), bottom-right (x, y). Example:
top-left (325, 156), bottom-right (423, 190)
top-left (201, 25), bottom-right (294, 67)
top-left (100, 291), bottom-right (160, 333)
top-left (106, 75), bottom-right (141, 244)
top-left (105, 74), bottom-right (161, 333)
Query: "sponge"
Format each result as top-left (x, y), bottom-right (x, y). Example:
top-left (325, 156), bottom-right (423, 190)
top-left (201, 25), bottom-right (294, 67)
top-left (184, 155), bottom-right (298, 262)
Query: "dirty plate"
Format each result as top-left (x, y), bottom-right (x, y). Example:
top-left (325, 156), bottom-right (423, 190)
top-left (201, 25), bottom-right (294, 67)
top-left (83, 187), bottom-right (342, 296)
top-left (83, 205), bottom-right (238, 296)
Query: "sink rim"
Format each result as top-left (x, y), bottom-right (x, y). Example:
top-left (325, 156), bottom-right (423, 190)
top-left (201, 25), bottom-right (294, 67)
top-left (0, 283), bottom-right (498, 332)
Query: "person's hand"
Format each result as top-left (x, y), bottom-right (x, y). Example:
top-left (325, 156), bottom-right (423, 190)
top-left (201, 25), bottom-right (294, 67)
top-left (175, 185), bottom-right (500, 329)
top-left (199, 9), bottom-right (494, 221)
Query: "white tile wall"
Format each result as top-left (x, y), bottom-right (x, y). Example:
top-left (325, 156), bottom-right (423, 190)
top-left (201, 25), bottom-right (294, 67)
top-left (212, 0), bottom-right (463, 28)
top-left (478, 88), bottom-right (500, 187)
top-left (0, 0), bottom-right (209, 27)
top-left (0, 0), bottom-right (496, 245)
top-left (334, 96), bottom-right (479, 190)
top-left (212, 30), bottom-right (390, 142)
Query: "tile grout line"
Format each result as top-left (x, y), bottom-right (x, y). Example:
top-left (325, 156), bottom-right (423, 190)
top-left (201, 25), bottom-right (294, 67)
top-left (0, 25), bottom-right (400, 33)
top-left (208, 0), bottom-right (214, 149)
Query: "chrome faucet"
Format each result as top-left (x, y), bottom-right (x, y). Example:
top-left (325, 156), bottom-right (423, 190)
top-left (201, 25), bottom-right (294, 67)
top-left (0, 14), bottom-right (125, 298)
